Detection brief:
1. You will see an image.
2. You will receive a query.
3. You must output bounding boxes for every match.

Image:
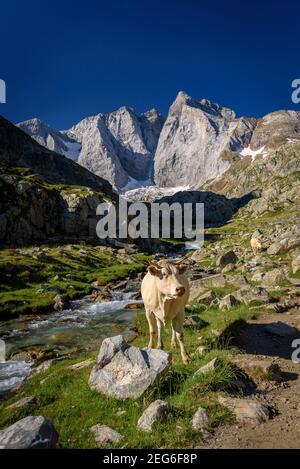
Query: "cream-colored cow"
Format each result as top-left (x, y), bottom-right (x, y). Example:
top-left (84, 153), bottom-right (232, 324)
top-left (250, 237), bottom-right (262, 254)
top-left (141, 258), bottom-right (190, 364)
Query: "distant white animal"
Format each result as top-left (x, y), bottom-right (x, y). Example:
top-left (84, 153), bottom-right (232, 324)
top-left (141, 258), bottom-right (190, 364)
top-left (250, 237), bottom-right (262, 254)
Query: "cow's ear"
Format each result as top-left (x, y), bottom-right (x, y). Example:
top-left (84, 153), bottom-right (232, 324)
top-left (148, 265), bottom-right (162, 277)
top-left (178, 265), bottom-right (188, 275)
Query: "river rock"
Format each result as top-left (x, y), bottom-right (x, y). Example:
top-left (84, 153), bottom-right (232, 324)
top-left (0, 360), bottom-right (32, 398)
top-left (0, 416), bottom-right (58, 449)
top-left (90, 424), bottom-right (123, 446)
top-left (53, 294), bottom-right (64, 311)
top-left (292, 253), bottom-right (300, 274)
top-left (218, 397), bottom-right (270, 423)
top-left (137, 400), bottom-right (170, 432)
top-left (89, 335), bottom-right (171, 399)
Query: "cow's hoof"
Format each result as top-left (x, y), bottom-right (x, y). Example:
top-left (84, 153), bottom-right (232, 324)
top-left (171, 342), bottom-right (177, 349)
top-left (156, 344), bottom-right (164, 350)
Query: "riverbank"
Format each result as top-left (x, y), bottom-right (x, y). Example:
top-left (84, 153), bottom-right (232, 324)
top-left (0, 243), bottom-right (150, 319)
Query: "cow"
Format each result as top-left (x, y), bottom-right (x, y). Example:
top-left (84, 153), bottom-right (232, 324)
top-left (141, 258), bottom-right (190, 364)
top-left (250, 237), bottom-right (262, 255)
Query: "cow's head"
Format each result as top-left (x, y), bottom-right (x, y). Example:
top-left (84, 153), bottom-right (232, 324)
top-left (148, 259), bottom-right (189, 299)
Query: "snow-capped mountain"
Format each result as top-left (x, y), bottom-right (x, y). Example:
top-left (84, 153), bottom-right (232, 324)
top-left (17, 92), bottom-right (300, 193)
top-left (17, 118), bottom-right (81, 161)
top-left (17, 107), bottom-right (164, 190)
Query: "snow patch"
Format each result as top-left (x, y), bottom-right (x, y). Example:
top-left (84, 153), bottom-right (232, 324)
top-left (123, 184), bottom-right (191, 202)
top-left (60, 139), bottom-right (81, 161)
top-left (240, 145), bottom-right (267, 160)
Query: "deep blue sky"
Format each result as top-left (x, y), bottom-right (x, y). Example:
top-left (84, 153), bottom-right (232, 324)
top-left (1, 0), bottom-right (300, 129)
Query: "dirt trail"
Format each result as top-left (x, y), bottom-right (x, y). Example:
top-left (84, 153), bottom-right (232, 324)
top-left (201, 307), bottom-right (300, 449)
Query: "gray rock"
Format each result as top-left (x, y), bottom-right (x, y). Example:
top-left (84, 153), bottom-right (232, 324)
top-left (30, 359), bottom-right (54, 377)
top-left (0, 360), bottom-right (32, 398)
top-left (194, 358), bottom-right (221, 376)
top-left (0, 416), bottom-right (58, 449)
top-left (90, 424), bottom-right (123, 446)
top-left (261, 268), bottom-right (286, 287)
top-left (95, 335), bottom-right (130, 368)
top-left (233, 286), bottom-right (269, 305)
top-left (219, 294), bottom-right (240, 310)
top-left (192, 407), bottom-right (209, 431)
top-left (218, 397), bottom-right (270, 423)
top-left (216, 250), bottom-right (238, 269)
top-left (137, 400), bottom-right (170, 432)
top-left (292, 253), bottom-right (300, 274)
top-left (7, 396), bottom-right (36, 410)
top-left (89, 336), bottom-right (171, 399)
top-left (68, 359), bottom-right (93, 370)
top-left (233, 357), bottom-right (282, 382)
top-left (221, 263), bottom-right (235, 273)
top-left (189, 274), bottom-right (226, 301)
top-left (195, 346), bottom-right (208, 357)
top-left (197, 290), bottom-right (216, 305)
top-left (264, 321), bottom-right (299, 337)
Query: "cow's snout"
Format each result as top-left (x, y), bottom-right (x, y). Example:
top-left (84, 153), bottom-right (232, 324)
top-left (175, 286), bottom-right (185, 296)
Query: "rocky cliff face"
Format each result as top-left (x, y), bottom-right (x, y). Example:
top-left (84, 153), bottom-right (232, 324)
top-left (18, 107), bottom-right (164, 190)
top-left (0, 165), bottom-right (111, 245)
top-left (154, 91), bottom-right (256, 188)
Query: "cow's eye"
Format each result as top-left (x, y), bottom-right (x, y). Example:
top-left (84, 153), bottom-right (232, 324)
top-left (162, 271), bottom-right (167, 277)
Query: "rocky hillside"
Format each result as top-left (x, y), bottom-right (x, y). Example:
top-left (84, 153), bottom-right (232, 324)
top-left (203, 141), bottom-right (300, 219)
top-left (18, 108), bottom-right (164, 190)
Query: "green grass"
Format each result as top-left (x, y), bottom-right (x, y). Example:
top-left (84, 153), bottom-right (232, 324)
top-left (0, 245), bottom-right (150, 318)
top-left (0, 302), bottom-right (253, 448)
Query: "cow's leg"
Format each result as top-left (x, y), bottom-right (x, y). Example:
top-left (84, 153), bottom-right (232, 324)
top-left (146, 309), bottom-right (156, 348)
top-left (172, 314), bottom-right (190, 364)
top-left (156, 317), bottom-right (164, 350)
top-left (171, 324), bottom-right (177, 349)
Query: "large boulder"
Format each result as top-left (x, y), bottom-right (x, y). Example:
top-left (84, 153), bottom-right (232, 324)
top-left (89, 335), bottom-right (171, 399)
top-left (0, 416), bottom-right (58, 449)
